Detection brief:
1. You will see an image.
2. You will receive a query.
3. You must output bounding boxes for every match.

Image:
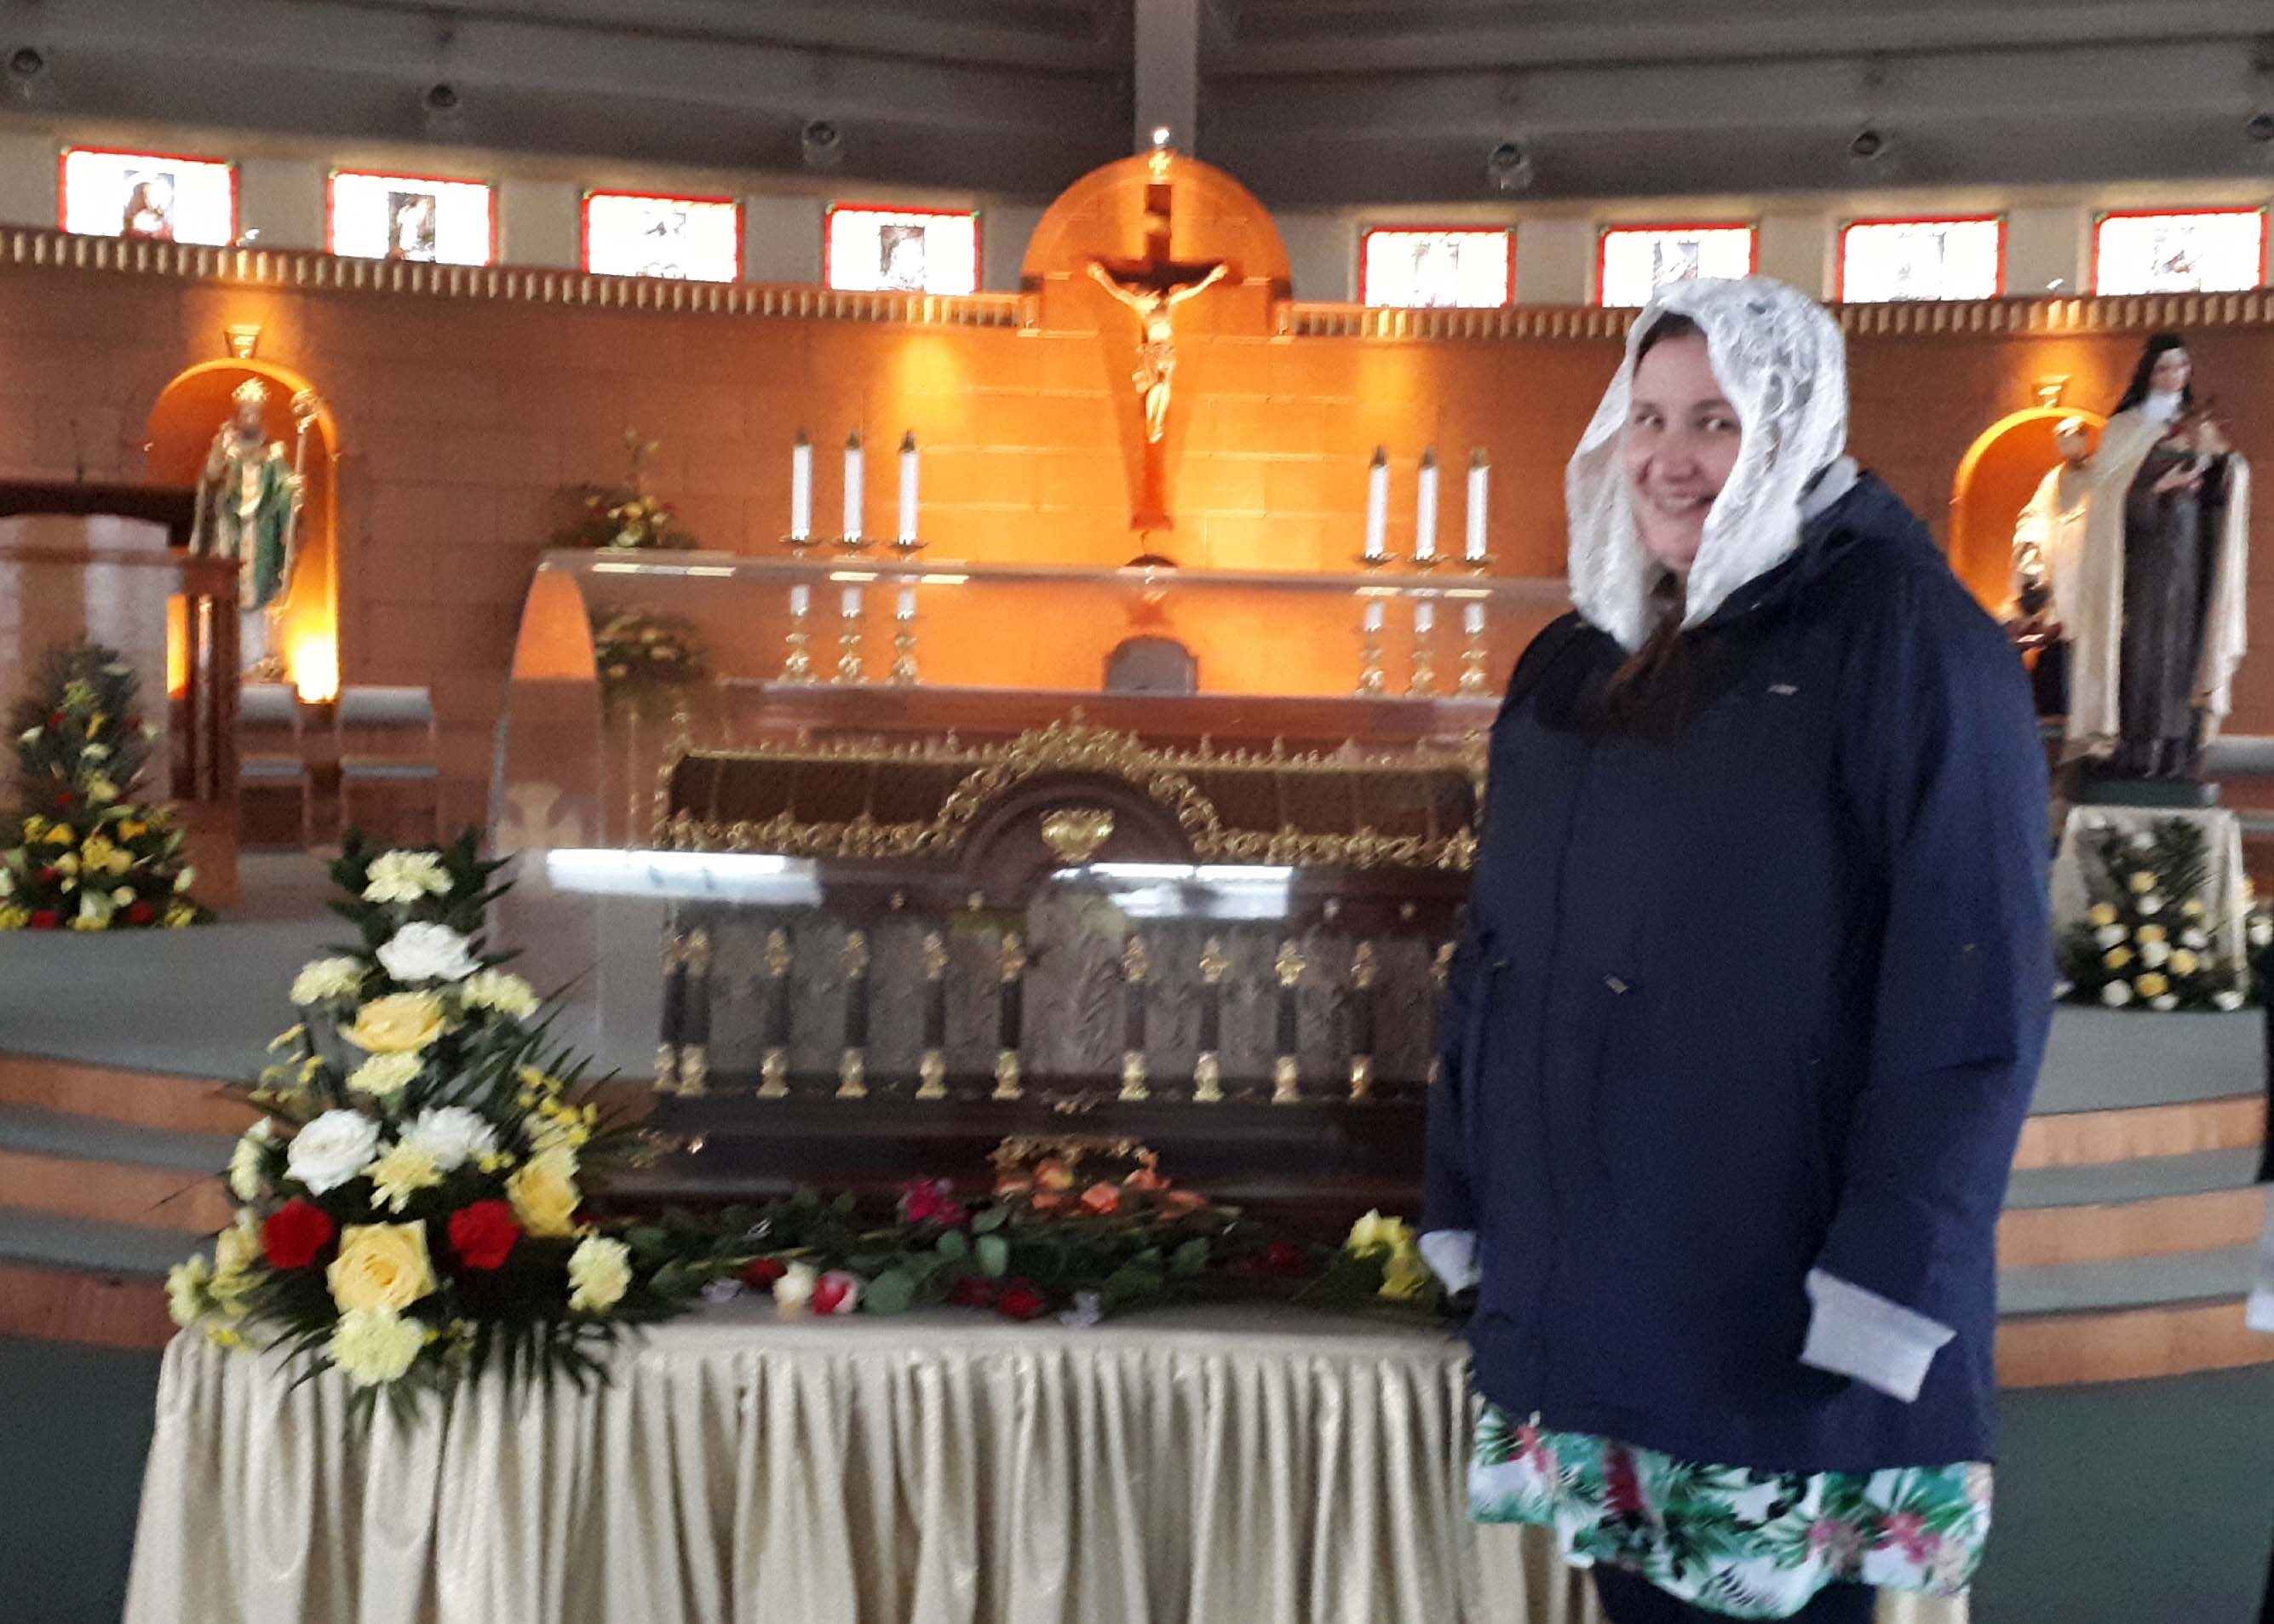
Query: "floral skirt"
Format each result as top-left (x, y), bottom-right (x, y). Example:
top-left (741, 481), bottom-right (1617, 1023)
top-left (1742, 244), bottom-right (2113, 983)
top-left (1470, 1404), bottom-right (1992, 1621)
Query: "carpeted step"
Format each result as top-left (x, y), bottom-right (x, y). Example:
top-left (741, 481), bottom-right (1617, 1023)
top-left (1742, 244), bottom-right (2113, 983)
top-left (0, 1205), bottom-right (200, 1281)
top-left (1998, 1243), bottom-right (2263, 1317)
top-left (2006, 1147), bottom-right (2265, 1208)
top-left (0, 1103), bottom-right (238, 1175)
top-left (1999, 1151), bottom-right (2270, 1267)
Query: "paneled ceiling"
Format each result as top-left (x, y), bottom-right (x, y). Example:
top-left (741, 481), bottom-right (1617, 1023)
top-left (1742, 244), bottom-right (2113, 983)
top-left (4, 0), bottom-right (2271, 203)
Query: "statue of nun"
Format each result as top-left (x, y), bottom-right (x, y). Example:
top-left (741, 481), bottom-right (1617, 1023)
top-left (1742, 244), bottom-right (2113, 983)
top-left (2064, 333), bottom-right (2252, 781)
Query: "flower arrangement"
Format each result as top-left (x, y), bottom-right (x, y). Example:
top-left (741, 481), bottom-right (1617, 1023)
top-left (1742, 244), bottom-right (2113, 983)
top-left (2058, 818), bottom-right (2250, 1011)
top-left (0, 639), bottom-right (208, 931)
top-left (556, 428), bottom-right (697, 551)
top-left (591, 608), bottom-right (709, 715)
top-left (165, 831), bottom-right (700, 1406)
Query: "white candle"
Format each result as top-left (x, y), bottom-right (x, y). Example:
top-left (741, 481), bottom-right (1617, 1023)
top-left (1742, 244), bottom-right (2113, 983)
top-left (790, 433), bottom-right (813, 541)
top-left (790, 583), bottom-right (810, 617)
top-left (897, 585), bottom-right (916, 621)
top-left (1363, 447), bottom-right (1388, 560)
top-left (898, 432), bottom-right (920, 543)
top-left (1464, 600), bottom-right (1485, 635)
top-left (1465, 450), bottom-right (1490, 561)
top-left (1414, 449), bottom-right (1438, 562)
top-left (1413, 600), bottom-right (1434, 635)
top-left (841, 584), bottom-right (863, 617)
top-left (842, 431), bottom-right (864, 541)
top-left (1363, 600), bottom-right (1385, 634)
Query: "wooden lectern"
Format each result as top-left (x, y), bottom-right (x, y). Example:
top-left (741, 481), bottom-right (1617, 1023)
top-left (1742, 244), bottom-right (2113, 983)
top-left (0, 481), bottom-right (241, 906)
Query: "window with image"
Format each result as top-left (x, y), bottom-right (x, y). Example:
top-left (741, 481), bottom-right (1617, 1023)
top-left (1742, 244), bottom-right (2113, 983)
top-left (330, 172), bottom-right (494, 266)
top-left (1840, 217), bottom-right (2003, 302)
top-left (1597, 226), bottom-right (1755, 307)
top-left (583, 192), bottom-right (741, 283)
top-left (61, 147), bottom-right (236, 246)
top-left (2093, 210), bottom-right (2266, 296)
top-left (824, 207), bottom-right (979, 295)
top-left (1360, 229), bottom-right (1513, 308)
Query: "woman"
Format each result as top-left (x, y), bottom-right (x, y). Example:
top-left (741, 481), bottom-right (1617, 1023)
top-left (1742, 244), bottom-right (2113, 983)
top-left (1422, 277), bottom-right (2051, 1621)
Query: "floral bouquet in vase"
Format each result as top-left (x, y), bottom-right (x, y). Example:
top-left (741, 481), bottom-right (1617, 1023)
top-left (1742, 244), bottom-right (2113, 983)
top-left (166, 832), bottom-right (698, 1406)
top-left (2058, 818), bottom-right (2251, 1011)
top-left (556, 428), bottom-right (697, 551)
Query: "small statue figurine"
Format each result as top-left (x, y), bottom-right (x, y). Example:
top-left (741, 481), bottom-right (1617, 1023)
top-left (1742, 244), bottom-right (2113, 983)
top-left (2007, 416), bottom-right (2096, 717)
top-left (191, 379), bottom-right (313, 678)
top-left (2060, 333), bottom-right (2253, 782)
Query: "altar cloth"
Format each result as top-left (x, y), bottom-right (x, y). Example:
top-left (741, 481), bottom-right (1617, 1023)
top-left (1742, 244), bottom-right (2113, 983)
top-left (123, 1302), bottom-right (1963, 1624)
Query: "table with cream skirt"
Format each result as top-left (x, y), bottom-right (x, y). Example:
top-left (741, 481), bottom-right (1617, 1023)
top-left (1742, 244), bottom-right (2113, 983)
top-left (123, 1302), bottom-right (1966, 1624)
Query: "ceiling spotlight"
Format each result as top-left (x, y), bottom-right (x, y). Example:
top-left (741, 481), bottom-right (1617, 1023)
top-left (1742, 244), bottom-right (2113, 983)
top-left (1485, 139), bottom-right (1531, 194)
top-left (422, 81), bottom-right (461, 114)
top-left (8, 46), bottom-right (46, 80)
top-left (1848, 127), bottom-right (1892, 164)
top-left (2248, 112), bottom-right (2274, 144)
top-left (801, 118), bottom-right (843, 171)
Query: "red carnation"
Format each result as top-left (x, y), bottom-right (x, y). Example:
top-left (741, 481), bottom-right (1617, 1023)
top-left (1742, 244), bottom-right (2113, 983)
top-left (125, 902), bottom-right (155, 926)
top-left (947, 1277), bottom-right (1000, 1310)
top-left (741, 1256), bottom-right (788, 1290)
top-left (996, 1280), bottom-right (1048, 1322)
top-left (53, 790), bottom-right (72, 807)
top-left (262, 1199), bottom-right (336, 1270)
top-left (37, 866), bottom-right (58, 884)
top-left (1260, 1241), bottom-right (1305, 1277)
top-left (447, 1201), bottom-right (520, 1271)
top-left (27, 910), bottom-right (57, 930)
top-left (48, 710), bottom-right (62, 727)
top-left (897, 1177), bottom-right (968, 1229)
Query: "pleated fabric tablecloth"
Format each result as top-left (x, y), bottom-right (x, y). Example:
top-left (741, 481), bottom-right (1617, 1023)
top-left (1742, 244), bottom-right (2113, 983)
top-left (122, 1302), bottom-right (1963, 1624)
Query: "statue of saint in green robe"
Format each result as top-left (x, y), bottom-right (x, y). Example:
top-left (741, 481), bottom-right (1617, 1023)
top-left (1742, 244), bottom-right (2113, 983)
top-left (192, 380), bottom-right (302, 671)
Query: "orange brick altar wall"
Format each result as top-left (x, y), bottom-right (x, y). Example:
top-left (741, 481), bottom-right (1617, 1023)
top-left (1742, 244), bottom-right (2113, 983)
top-left (2, 254), bottom-right (2271, 829)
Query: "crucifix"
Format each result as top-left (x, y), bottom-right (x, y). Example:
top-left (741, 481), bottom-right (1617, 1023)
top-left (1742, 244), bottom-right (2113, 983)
top-left (1087, 145), bottom-right (1232, 529)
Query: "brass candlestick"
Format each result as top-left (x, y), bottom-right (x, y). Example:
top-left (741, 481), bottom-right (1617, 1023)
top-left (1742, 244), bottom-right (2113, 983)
top-left (1457, 613), bottom-right (1490, 696)
top-left (1408, 615), bottom-right (1439, 698)
top-left (781, 598), bottom-right (816, 684)
top-left (888, 615), bottom-right (919, 686)
top-left (1357, 613), bottom-right (1387, 697)
top-left (834, 603), bottom-right (866, 685)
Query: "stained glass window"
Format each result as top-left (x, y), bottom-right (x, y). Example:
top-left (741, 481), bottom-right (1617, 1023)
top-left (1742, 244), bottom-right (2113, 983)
top-left (1840, 218), bottom-right (2002, 302)
top-left (1597, 227), bottom-right (1755, 308)
top-left (2093, 210), bottom-right (2266, 296)
top-left (583, 192), bottom-right (741, 283)
top-left (60, 147), bottom-right (236, 246)
top-left (1360, 229), bottom-right (1513, 308)
top-left (824, 207), bottom-right (979, 295)
top-left (330, 172), bottom-right (493, 266)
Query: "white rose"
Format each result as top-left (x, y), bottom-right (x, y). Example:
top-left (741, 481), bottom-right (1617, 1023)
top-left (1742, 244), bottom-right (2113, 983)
top-left (2099, 981), bottom-right (2133, 1007)
top-left (111, 886), bottom-right (135, 906)
top-left (346, 1052), bottom-right (422, 1099)
top-left (2139, 939), bottom-right (2171, 968)
top-left (329, 1306), bottom-right (428, 1387)
top-left (165, 1256), bottom-right (210, 1327)
top-left (2093, 924), bottom-right (2127, 949)
top-left (2182, 928), bottom-right (2210, 950)
top-left (377, 922), bottom-right (480, 984)
top-left (362, 851), bottom-right (451, 905)
top-left (2128, 831), bottom-right (2157, 852)
top-left (290, 956), bottom-right (365, 1006)
top-left (2138, 895), bottom-right (2165, 916)
top-left (285, 1109), bottom-right (383, 1194)
top-left (567, 1236), bottom-right (634, 1314)
top-left (81, 743), bottom-right (109, 761)
top-left (227, 1118), bottom-right (277, 1202)
top-left (2215, 989), bottom-right (2248, 1012)
top-left (2250, 919), bottom-right (2273, 948)
top-left (401, 1106), bottom-right (497, 1172)
top-left (461, 969), bottom-right (539, 1021)
top-left (175, 867), bottom-right (196, 893)
top-left (772, 1260), bottom-right (818, 1313)
top-left (2051, 979), bottom-right (2074, 1000)
top-left (2151, 994), bottom-right (2179, 1011)
top-left (0, 869), bottom-right (12, 898)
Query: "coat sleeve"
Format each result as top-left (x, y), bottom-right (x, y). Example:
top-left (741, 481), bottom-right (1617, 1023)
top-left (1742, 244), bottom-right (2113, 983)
top-left (1815, 564), bottom-right (2053, 1343)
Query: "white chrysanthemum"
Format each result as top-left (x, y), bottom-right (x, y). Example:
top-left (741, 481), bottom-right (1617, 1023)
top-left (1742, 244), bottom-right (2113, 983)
top-left (347, 1052), bottom-right (422, 1099)
top-left (0, 869), bottom-right (12, 899)
top-left (367, 1144), bottom-right (442, 1214)
top-left (2151, 994), bottom-right (2179, 1011)
top-left (2139, 939), bottom-right (2171, 969)
top-left (377, 922), bottom-right (480, 984)
top-left (2051, 980), bottom-right (2074, 1000)
top-left (2181, 928), bottom-right (2210, 950)
top-left (2138, 895), bottom-right (2164, 916)
top-left (362, 851), bottom-right (452, 905)
top-left (329, 1306), bottom-right (428, 1387)
top-left (175, 867), bottom-right (196, 893)
top-left (165, 1256), bottom-right (211, 1327)
top-left (461, 969), bottom-right (539, 1021)
top-left (2099, 981), bottom-right (2133, 1007)
top-left (227, 1118), bottom-right (277, 1202)
top-left (290, 956), bottom-right (365, 1006)
top-left (2093, 924), bottom-right (2127, 949)
top-left (285, 1109), bottom-right (382, 1194)
top-left (2128, 830), bottom-right (2157, 852)
top-left (2250, 919), bottom-right (2273, 948)
top-left (401, 1106), bottom-right (497, 1172)
top-left (567, 1236), bottom-right (634, 1314)
top-left (2215, 989), bottom-right (2248, 1012)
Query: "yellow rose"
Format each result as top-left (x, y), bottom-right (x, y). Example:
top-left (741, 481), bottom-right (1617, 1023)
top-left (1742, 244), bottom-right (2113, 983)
top-left (2135, 925), bottom-right (2168, 944)
top-left (2127, 870), bottom-right (2156, 894)
top-left (507, 1149), bottom-right (583, 1237)
top-left (2103, 946), bottom-right (2133, 969)
top-left (2182, 898), bottom-right (2207, 918)
top-left (344, 991), bottom-right (448, 1054)
top-left (2134, 972), bottom-right (2170, 999)
top-left (2086, 902), bottom-right (2118, 927)
top-left (21, 815), bottom-right (43, 839)
top-left (43, 824), bottom-right (73, 846)
top-left (325, 1222), bottom-right (438, 1313)
top-left (2169, 949), bottom-right (2201, 976)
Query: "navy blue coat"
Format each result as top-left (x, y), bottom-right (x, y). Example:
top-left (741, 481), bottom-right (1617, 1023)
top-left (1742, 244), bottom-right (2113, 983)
top-left (1426, 473), bottom-right (2052, 1475)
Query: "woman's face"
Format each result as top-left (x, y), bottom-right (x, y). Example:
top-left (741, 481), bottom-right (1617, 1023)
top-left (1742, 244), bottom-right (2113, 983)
top-left (2150, 347), bottom-right (2191, 395)
top-left (1623, 333), bottom-right (1743, 571)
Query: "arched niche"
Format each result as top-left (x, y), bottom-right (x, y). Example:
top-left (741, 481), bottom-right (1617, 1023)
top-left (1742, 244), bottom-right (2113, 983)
top-left (1946, 405), bottom-right (2105, 614)
top-left (146, 359), bottom-right (341, 695)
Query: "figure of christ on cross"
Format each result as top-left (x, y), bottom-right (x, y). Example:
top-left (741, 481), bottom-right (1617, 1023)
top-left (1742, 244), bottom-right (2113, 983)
top-left (1087, 256), bottom-right (1230, 445)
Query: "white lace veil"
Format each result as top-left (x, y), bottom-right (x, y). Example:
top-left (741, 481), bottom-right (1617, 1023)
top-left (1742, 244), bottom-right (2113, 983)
top-left (1565, 277), bottom-right (1850, 651)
